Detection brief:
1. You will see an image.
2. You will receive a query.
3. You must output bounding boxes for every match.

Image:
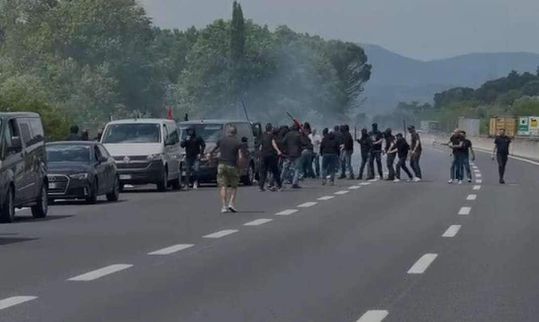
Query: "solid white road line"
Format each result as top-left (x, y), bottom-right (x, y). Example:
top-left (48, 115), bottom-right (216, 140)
top-left (297, 202), bottom-right (318, 208)
top-left (68, 264), bottom-right (133, 281)
top-left (148, 244), bottom-right (194, 255)
top-left (244, 218), bottom-right (273, 226)
top-left (203, 229), bottom-right (239, 239)
top-left (466, 194), bottom-right (477, 200)
top-left (442, 225), bottom-right (462, 238)
top-left (0, 296), bottom-right (37, 310)
top-left (473, 185), bottom-right (481, 190)
top-left (476, 179), bottom-right (483, 184)
top-left (349, 185), bottom-right (361, 190)
top-left (356, 310), bottom-right (389, 322)
top-left (334, 190), bottom-right (349, 195)
top-left (317, 196), bottom-right (335, 201)
top-left (407, 253), bottom-right (438, 274)
top-left (458, 207), bottom-right (472, 215)
top-left (275, 209), bottom-right (298, 216)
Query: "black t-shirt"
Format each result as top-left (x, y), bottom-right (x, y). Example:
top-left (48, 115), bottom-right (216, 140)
top-left (450, 135), bottom-right (463, 155)
top-left (411, 132), bottom-right (422, 153)
top-left (357, 136), bottom-right (371, 154)
top-left (395, 138), bottom-right (410, 158)
top-left (181, 136), bottom-right (206, 159)
top-left (260, 132), bottom-right (276, 157)
top-left (461, 139), bottom-right (472, 155)
top-left (342, 132), bottom-right (354, 151)
top-left (495, 135), bottom-right (511, 155)
top-left (385, 135), bottom-right (395, 153)
top-left (369, 130), bottom-right (383, 151)
top-left (282, 130), bottom-right (302, 158)
top-left (320, 135), bottom-right (340, 155)
top-left (216, 136), bottom-right (242, 167)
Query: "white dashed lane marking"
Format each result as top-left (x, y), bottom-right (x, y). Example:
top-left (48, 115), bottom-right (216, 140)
top-left (275, 209), bottom-right (298, 216)
top-left (0, 296), bottom-right (37, 310)
top-left (317, 196), bottom-right (335, 201)
top-left (356, 310), bottom-right (389, 322)
top-left (203, 230), bottom-right (239, 239)
top-left (244, 218), bottom-right (273, 226)
top-left (442, 225), bottom-right (462, 238)
top-left (349, 185), bottom-right (361, 190)
top-left (68, 264), bottom-right (133, 281)
top-left (466, 194), bottom-right (477, 200)
top-left (476, 179), bottom-right (482, 184)
top-left (359, 182), bottom-right (371, 186)
top-left (148, 244), bottom-right (194, 255)
top-left (334, 190), bottom-right (349, 195)
top-left (297, 202), bottom-right (317, 208)
top-left (475, 173), bottom-right (482, 178)
top-left (473, 185), bottom-right (481, 190)
top-left (458, 207), bottom-right (472, 215)
top-left (408, 253), bottom-right (438, 274)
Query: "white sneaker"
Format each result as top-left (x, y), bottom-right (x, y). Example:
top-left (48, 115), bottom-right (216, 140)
top-left (458, 180), bottom-right (463, 185)
top-left (221, 207), bottom-right (228, 214)
top-left (193, 181), bottom-right (199, 189)
top-left (413, 177), bottom-right (421, 182)
top-left (448, 179), bottom-right (453, 184)
top-left (393, 178), bottom-right (400, 183)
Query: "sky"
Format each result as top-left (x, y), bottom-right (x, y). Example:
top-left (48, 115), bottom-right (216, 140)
top-left (139, 0), bottom-right (539, 61)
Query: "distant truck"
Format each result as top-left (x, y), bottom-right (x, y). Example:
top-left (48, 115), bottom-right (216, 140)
top-left (489, 116), bottom-right (517, 137)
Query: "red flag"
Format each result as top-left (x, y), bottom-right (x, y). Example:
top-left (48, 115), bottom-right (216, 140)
top-left (167, 106), bottom-right (174, 120)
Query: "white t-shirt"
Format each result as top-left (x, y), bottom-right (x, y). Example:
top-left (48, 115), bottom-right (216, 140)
top-left (309, 133), bottom-right (322, 153)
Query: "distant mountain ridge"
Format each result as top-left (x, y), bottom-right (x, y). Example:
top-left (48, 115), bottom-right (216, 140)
top-left (362, 44), bottom-right (539, 113)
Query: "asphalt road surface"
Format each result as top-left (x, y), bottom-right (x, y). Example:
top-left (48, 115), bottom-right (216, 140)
top-left (1, 145), bottom-right (538, 322)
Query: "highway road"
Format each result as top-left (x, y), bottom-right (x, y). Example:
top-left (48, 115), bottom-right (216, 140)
top-left (1, 145), bottom-right (538, 322)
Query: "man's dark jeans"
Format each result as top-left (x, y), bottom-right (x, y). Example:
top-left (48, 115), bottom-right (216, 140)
top-left (367, 150), bottom-right (383, 179)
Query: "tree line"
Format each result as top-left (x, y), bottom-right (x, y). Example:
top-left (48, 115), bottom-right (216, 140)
top-left (0, 0), bottom-right (371, 140)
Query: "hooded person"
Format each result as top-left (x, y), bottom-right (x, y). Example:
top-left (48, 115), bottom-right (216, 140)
top-left (320, 130), bottom-right (340, 185)
top-left (280, 123), bottom-right (303, 188)
top-left (338, 124), bottom-right (355, 179)
top-left (384, 128), bottom-right (396, 181)
top-left (181, 127), bottom-right (206, 189)
top-left (408, 125), bottom-right (422, 182)
top-left (367, 123), bottom-right (384, 180)
top-left (258, 123), bottom-right (283, 191)
top-left (355, 128), bottom-right (371, 180)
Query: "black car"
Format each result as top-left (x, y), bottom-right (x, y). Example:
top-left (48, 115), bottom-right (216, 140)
top-left (0, 112), bottom-right (48, 223)
top-left (46, 142), bottom-right (120, 203)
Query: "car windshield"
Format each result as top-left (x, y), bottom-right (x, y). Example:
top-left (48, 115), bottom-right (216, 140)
top-left (47, 145), bottom-right (91, 163)
top-left (102, 123), bottom-right (161, 144)
top-left (179, 124), bottom-right (223, 142)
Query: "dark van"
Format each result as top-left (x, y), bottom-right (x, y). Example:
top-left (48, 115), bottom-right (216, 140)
top-left (178, 120), bottom-right (261, 185)
top-left (0, 113), bottom-right (48, 222)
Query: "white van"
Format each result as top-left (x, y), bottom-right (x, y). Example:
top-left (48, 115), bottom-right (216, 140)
top-left (101, 119), bottom-right (181, 191)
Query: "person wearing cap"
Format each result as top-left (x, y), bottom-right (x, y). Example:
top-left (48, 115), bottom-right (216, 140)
top-left (408, 125), bottom-right (422, 182)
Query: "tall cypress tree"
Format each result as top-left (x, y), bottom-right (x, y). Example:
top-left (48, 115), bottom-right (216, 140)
top-left (230, 1), bottom-right (245, 64)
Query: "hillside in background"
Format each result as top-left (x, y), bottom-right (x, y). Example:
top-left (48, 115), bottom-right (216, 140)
top-left (363, 44), bottom-right (539, 112)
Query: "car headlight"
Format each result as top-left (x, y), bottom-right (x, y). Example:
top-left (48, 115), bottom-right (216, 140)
top-left (70, 173), bottom-right (89, 180)
top-left (147, 154), bottom-right (163, 161)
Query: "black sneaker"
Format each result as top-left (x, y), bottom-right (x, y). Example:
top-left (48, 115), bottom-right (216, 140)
top-left (291, 184), bottom-right (302, 189)
top-left (499, 179), bottom-right (505, 184)
top-left (228, 205), bottom-right (238, 213)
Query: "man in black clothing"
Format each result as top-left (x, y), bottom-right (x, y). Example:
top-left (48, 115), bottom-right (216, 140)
top-left (258, 123), bottom-right (283, 191)
top-left (493, 128), bottom-right (511, 184)
top-left (66, 125), bottom-right (81, 141)
top-left (181, 128), bottom-right (206, 189)
top-left (367, 123), bottom-right (384, 180)
top-left (461, 131), bottom-right (475, 182)
top-left (408, 126), bottom-right (422, 181)
top-left (384, 128), bottom-right (396, 181)
top-left (280, 124), bottom-right (303, 188)
top-left (389, 133), bottom-right (413, 182)
top-left (340, 125), bottom-right (355, 179)
top-left (448, 130), bottom-right (464, 184)
top-left (355, 128), bottom-right (371, 180)
top-left (320, 130), bottom-right (340, 185)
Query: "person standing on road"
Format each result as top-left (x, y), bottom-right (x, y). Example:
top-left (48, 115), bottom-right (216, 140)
top-left (461, 131), bottom-right (475, 182)
top-left (340, 125), bottom-right (355, 179)
top-left (181, 127), bottom-right (206, 189)
top-left (210, 125), bottom-right (244, 213)
top-left (493, 128), bottom-right (511, 184)
top-left (447, 129), bottom-right (464, 184)
top-left (384, 128), bottom-right (396, 181)
top-left (320, 129), bottom-right (340, 185)
top-left (299, 122), bottom-right (314, 179)
top-left (309, 129), bottom-right (322, 178)
top-left (408, 126), bottom-right (422, 182)
top-left (367, 123), bottom-right (384, 180)
top-left (355, 128), bottom-right (371, 180)
top-left (280, 123), bottom-right (304, 189)
top-left (258, 123), bottom-right (283, 192)
top-left (390, 133), bottom-right (414, 182)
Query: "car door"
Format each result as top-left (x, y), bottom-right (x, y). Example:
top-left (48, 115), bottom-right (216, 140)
top-left (11, 118), bottom-right (35, 203)
top-left (93, 145), bottom-right (108, 194)
top-left (97, 144), bottom-right (115, 191)
top-left (164, 122), bottom-right (181, 178)
top-left (0, 120), bottom-right (24, 204)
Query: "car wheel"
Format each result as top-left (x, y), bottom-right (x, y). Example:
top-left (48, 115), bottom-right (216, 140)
top-left (0, 187), bottom-right (15, 223)
top-left (241, 163), bottom-right (255, 186)
top-left (86, 179), bottom-right (98, 204)
top-left (106, 177), bottom-right (120, 202)
top-left (31, 184), bottom-right (48, 219)
top-left (157, 169), bottom-right (168, 192)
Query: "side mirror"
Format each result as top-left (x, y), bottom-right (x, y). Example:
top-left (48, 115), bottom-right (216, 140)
top-left (98, 155), bottom-right (108, 163)
top-left (8, 137), bottom-right (22, 154)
